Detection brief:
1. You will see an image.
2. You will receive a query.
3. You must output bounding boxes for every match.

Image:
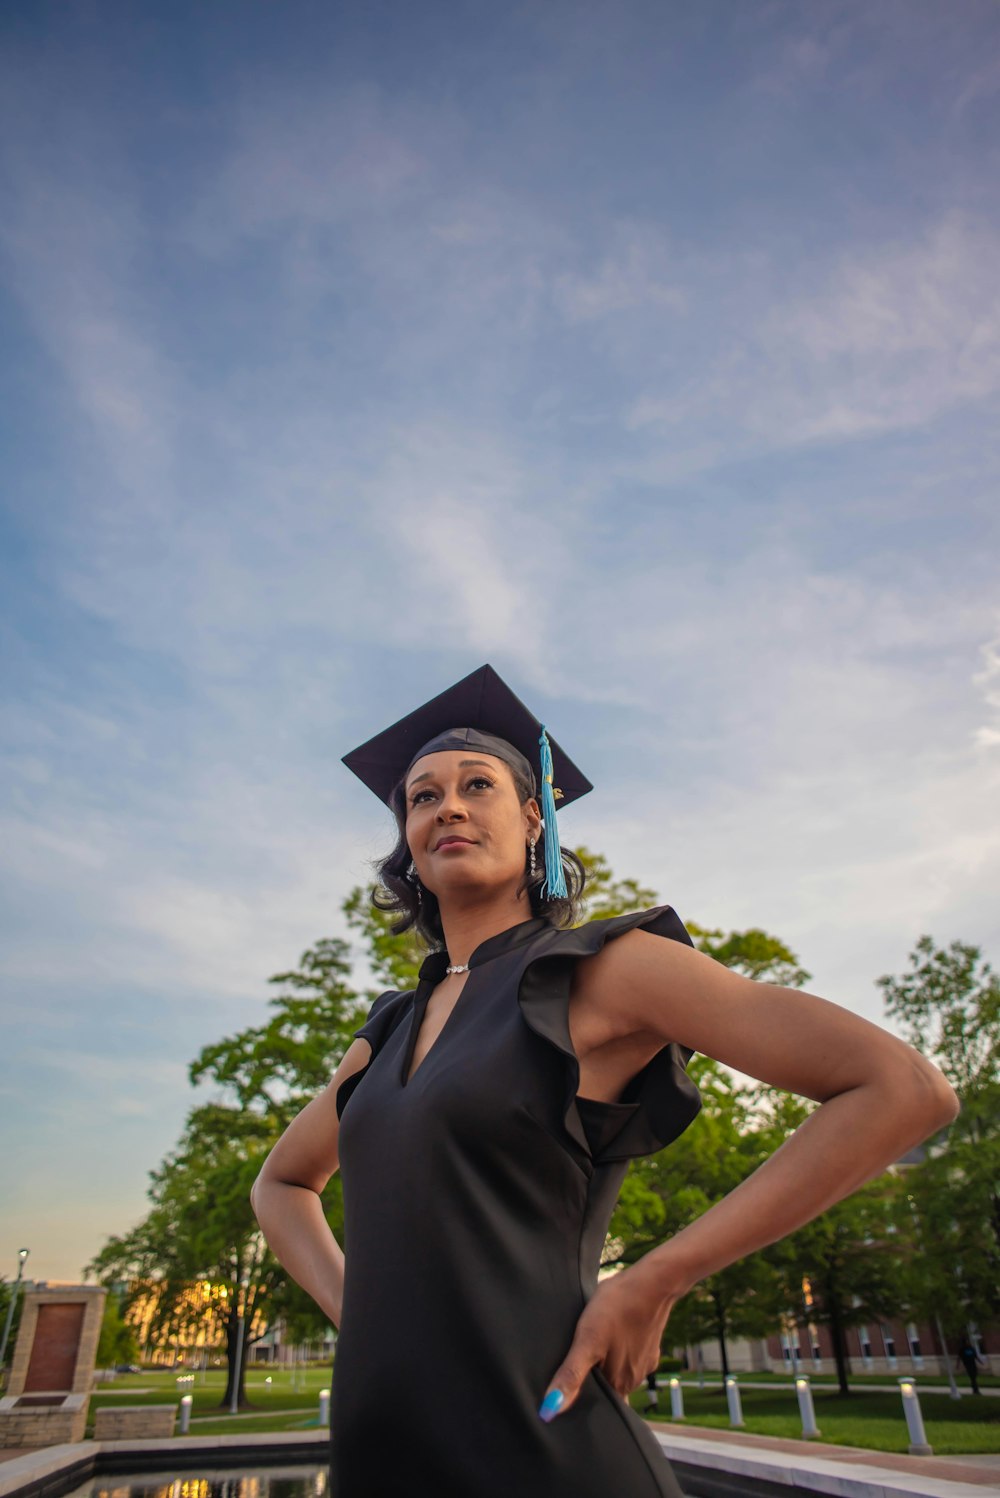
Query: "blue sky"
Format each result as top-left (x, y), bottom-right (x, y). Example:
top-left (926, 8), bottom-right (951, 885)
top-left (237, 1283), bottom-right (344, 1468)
top-left (2, 0), bottom-right (999, 1282)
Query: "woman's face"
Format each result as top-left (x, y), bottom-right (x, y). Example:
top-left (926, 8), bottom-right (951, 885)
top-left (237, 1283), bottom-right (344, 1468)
top-left (404, 750), bottom-right (540, 900)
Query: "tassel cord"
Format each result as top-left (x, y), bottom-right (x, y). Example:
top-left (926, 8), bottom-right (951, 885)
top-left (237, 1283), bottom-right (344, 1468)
top-left (538, 726), bottom-right (568, 900)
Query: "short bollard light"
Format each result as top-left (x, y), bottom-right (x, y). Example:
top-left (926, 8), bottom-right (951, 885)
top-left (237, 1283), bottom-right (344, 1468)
top-left (669, 1377), bottom-right (684, 1420)
top-left (178, 1394), bottom-right (193, 1435)
top-left (794, 1376), bottom-right (820, 1439)
top-left (725, 1374), bottom-right (745, 1429)
top-left (319, 1388), bottom-right (331, 1427)
top-left (898, 1378), bottom-right (932, 1456)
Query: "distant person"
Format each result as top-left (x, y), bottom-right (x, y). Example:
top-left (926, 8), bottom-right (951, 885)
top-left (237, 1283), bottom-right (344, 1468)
top-left (645, 1370), bottom-right (659, 1411)
top-left (957, 1335), bottom-right (986, 1394)
top-left (251, 664), bottom-right (960, 1497)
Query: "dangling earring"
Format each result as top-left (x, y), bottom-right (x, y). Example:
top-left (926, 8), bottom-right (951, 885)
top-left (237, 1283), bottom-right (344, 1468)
top-left (528, 837), bottom-right (537, 876)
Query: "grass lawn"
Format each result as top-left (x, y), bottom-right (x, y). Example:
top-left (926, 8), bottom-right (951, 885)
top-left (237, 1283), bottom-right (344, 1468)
top-left (86, 1368), bottom-right (333, 1437)
top-left (632, 1383), bottom-right (1000, 1455)
top-left (87, 1367), bottom-right (1000, 1454)
top-left (689, 1368), bottom-right (999, 1390)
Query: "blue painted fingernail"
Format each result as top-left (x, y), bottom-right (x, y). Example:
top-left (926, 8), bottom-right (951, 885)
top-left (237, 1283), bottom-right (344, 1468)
top-left (538, 1388), bottom-right (564, 1421)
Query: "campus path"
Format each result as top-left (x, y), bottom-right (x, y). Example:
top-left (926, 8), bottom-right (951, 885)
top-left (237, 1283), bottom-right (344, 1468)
top-left (653, 1420), bottom-right (1000, 1496)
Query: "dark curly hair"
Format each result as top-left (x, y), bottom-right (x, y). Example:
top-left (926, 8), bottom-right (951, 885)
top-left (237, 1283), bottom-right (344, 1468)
top-left (370, 756), bottom-right (587, 949)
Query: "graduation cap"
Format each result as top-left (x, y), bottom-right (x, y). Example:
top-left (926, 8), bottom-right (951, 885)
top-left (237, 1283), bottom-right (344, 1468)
top-left (341, 663), bottom-right (592, 899)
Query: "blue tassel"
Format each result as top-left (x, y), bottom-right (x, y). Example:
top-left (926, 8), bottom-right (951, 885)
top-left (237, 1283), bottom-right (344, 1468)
top-left (538, 726), bottom-right (568, 900)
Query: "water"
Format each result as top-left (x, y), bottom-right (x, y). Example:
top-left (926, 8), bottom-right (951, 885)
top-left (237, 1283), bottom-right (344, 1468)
top-left (63, 1467), bottom-right (328, 1498)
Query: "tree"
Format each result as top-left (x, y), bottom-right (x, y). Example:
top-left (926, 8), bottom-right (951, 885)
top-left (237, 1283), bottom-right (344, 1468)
top-left (608, 923), bottom-right (814, 1378)
top-left (88, 856), bottom-right (831, 1401)
top-left (91, 930), bottom-right (372, 1400)
top-left (340, 848), bottom-right (816, 1386)
top-left (619, 1058), bottom-right (789, 1376)
top-left (877, 935), bottom-right (1000, 1332)
top-left (96, 1294), bottom-right (140, 1369)
top-left (767, 1174), bottom-right (905, 1395)
top-left (190, 937), bottom-right (366, 1126)
top-left (876, 935), bottom-right (1000, 1119)
top-left (90, 1103), bottom-right (281, 1407)
top-left (0, 1277), bottom-right (24, 1376)
top-left (572, 849), bottom-right (659, 924)
top-left (686, 921), bottom-right (811, 988)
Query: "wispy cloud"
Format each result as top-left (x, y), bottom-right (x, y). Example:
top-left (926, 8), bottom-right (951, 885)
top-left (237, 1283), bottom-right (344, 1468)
top-left (628, 216), bottom-right (1000, 452)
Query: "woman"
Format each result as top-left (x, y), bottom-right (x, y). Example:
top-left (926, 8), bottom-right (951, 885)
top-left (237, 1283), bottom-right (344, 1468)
top-left (251, 663), bottom-right (958, 1498)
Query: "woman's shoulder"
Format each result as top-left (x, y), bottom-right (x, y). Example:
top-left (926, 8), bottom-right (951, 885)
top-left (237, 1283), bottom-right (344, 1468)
top-left (353, 986), bottom-right (414, 1049)
top-left (536, 902), bottom-right (693, 958)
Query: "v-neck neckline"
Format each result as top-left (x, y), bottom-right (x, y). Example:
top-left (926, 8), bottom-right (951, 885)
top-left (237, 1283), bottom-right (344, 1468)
top-left (401, 915), bottom-right (551, 1088)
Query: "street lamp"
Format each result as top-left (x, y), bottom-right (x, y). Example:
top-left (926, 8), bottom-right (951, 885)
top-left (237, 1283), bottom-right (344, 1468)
top-left (0, 1249), bottom-right (30, 1377)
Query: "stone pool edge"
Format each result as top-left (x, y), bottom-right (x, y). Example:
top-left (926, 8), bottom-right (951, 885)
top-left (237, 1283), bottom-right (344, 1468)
top-left (3, 1428), bottom-right (999, 1498)
top-left (0, 1432), bottom-right (330, 1498)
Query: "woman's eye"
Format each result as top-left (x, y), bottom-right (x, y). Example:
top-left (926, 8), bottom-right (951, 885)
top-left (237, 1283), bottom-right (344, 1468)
top-left (411, 776), bottom-right (494, 805)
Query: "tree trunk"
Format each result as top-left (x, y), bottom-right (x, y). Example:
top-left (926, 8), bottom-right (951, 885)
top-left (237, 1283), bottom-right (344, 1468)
top-left (220, 1301), bottom-right (251, 1410)
top-left (712, 1291), bottom-right (730, 1381)
top-left (822, 1268), bottom-right (851, 1397)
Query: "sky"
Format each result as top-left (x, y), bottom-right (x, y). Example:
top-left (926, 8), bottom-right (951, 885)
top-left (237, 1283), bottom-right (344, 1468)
top-left (1, 0), bottom-right (999, 1284)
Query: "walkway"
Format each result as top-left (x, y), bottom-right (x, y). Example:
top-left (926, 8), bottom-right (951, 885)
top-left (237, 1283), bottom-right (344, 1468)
top-left (653, 1421), bottom-right (1000, 1497)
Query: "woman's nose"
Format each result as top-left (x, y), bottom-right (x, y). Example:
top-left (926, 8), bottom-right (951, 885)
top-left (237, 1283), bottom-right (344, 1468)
top-left (436, 790), bottom-right (468, 819)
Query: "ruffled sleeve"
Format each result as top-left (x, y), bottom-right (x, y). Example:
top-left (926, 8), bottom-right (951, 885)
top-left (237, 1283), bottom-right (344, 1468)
top-left (335, 988), bottom-right (410, 1121)
top-left (517, 904), bottom-right (702, 1166)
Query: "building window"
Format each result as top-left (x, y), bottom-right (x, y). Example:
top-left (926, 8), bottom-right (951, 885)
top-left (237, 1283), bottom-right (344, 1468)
top-left (906, 1322), bottom-right (923, 1368)
top-left (881, 1325), bottom-right (897, 1367)
top-left (780, 1327), bottom-right (801, 1365)
top-left (858, 1326), bottom-right (873, 1364)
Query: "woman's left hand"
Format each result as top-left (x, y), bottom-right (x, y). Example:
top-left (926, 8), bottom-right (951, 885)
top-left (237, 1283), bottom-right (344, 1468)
top-left (538, 1265), bottom-right (676, 1421)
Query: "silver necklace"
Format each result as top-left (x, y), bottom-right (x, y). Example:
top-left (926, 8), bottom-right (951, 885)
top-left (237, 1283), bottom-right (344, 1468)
top-left (445, 962), bottom-right (470, 974)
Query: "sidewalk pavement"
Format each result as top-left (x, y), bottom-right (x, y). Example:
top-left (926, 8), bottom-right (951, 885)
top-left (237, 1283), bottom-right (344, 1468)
top-left (651, 1419), bottom-right (1000, 1497)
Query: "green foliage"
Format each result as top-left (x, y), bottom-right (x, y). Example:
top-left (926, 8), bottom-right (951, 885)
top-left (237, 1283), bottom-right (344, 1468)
top-left (895, 1157), bottom-right (1000, 1332)
top-left (572, 848), bottom-right (659, 923)
top-left (92, 856), bottom-right (1000, 1414)
top-left (0, 1277), bottom-right (24, 1364)
top-left (687, 921), bottom-right (811, 989)
top-left (616, 1055), bottom-right (791, 1361)
top-left (770, 1177), bottom-right (905, 1393)
top-left (89, 1100), bottom-right (290, 1406)
top-left (877, 934), bottom-right (1000, 1331)
top-left (189, 937), bottom-right (366, 1125)
top-left (90, 922), bottom-right (380, 1402)
top-left (609, 917), bottom-right (815, 1368)
top-left (876, 934), bottom-right (1000, 1128)
top-left (342, 885), bottom-right (426, 993)
top-left (96, 1295), bottom-right (140, 1368)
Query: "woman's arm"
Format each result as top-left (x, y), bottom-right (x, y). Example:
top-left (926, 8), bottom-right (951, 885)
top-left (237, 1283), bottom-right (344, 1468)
top-left (611, 928), bottom-right (960, 1301)
top-left (539, 930), bottom-right (959, 1419)
top-left (250, 1036), bottom-right (372, 1327)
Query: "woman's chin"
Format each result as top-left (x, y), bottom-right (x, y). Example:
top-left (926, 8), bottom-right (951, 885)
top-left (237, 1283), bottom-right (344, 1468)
top-left (427, 870), bottom-right (504, 898)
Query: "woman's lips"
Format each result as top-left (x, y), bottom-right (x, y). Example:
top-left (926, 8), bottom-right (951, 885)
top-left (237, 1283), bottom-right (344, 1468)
top-left (435, 839), bottom-right (475, 851)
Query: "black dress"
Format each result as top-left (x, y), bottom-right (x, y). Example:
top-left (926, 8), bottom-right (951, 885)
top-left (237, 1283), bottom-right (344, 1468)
top-left (332, 904), bottom-right (702, 1497)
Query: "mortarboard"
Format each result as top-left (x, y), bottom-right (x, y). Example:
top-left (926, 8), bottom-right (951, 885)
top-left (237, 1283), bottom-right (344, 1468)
top-left (341, 663), bottom-right (592, 899)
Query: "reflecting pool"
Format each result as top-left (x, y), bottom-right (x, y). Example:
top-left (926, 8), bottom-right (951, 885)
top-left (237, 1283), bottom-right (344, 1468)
top-left (64, 1466), bottom-right (328, 1498)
